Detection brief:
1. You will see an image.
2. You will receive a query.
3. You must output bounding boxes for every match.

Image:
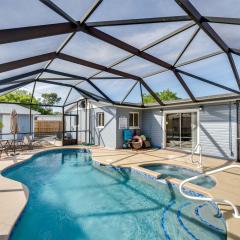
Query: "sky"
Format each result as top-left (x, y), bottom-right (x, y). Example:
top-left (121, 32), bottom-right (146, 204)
top-left (0, 0), bottom-right (240, 105)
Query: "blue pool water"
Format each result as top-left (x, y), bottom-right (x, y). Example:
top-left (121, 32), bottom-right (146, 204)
top-left (3, 149), bottom-right (226, 240)
top-left (144, 164), bottom-right (216, 189)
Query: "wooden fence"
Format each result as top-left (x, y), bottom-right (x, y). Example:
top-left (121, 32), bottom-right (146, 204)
top-left (34, 120), bottom-right (63, 136)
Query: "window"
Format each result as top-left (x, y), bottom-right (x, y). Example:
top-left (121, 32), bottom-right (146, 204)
top-left (97, 112), bottom-right (104, 127)
top-left (129, 112), bottom-right (139, 129)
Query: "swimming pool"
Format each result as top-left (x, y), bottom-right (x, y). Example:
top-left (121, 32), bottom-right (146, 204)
top-left (3, 149), bottom-right (226, 240)
top-left (144, 164), bottom-right (216, 189)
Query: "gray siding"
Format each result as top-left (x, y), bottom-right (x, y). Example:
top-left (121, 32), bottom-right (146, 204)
top-left (116, 108), bottom-right (142, 148)
top-left (90, 106), bottom-right (117, 149)
top-left (142, 109), bottom-right (163, 148)
top-left (141, 104), bottom-right (237, 160)
top-left (75, 101), bottom-right (238, 160)
top-left (200, 103), bottom-right (236, 160)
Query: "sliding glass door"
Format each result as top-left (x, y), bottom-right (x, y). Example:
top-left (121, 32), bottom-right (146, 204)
top-left (166, 112), bottom-right (197, 150)
top-left (166, 113), bottom-right (181, 149)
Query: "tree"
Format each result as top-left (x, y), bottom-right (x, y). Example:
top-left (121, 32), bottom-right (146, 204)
top-left (0, 90), bottom-right (61, 115)
top-left (0, 90), bottom-right (42, 112)
top-left (143, 89), bottom-right (179, 104)
top-left (41, 93), bottom-right (61, 106)
top-left (158, 89), bottom-right (179, 101)
top-left (40, 93), bottom-right (62, 115)
top-left (0, 90), bottom-right (32, 103)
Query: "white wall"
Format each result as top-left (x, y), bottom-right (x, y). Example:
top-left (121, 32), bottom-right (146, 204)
top-left (0, 104), bottom-right (39, 115)
top-left (0, 114), bottom-right (35, 140)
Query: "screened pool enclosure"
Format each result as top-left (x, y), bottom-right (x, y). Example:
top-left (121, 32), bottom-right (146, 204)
top-left (0, 0), bottom-right (240, 108)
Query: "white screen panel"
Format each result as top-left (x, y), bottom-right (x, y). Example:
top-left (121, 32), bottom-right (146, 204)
top-left (89, 0), bottom-right (185, 22)
top-left (96, 22), bottom-right (192, 49)
top-left (0, 0), bottom-right (65, 29)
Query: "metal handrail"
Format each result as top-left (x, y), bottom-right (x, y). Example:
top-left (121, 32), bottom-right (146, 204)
top-left (190, 143), bottom-right (202, 168)
top-left (179, 164), bottom-right (240, 218)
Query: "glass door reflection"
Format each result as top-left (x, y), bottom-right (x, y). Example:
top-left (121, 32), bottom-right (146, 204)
top-left (166, 113), bottom-right (181, 149)
top-left (166, 112), bottom-right (197, 150)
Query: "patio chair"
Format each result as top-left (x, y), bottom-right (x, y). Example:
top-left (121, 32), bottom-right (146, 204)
top-left (22, 135), bottom-right (41, 149)
top-left (51, 132), bottom-right (62, 146)
top-left (0, 140), bottom-right (10, 157)
top-left (65, 132), bottom-right (72, 140)
top-left (55, 132), bottom-right (62, 140)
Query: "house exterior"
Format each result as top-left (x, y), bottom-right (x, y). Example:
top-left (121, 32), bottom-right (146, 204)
top-left (66, 97), bottom-right (240, 161)
top-left (0, 104), bottom-right (39, 140)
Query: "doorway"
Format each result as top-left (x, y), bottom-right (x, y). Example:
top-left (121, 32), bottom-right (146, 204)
top-left (63, 114), bottom-right (78, 145)
top-left (165, 111), bottom-right (198, 151)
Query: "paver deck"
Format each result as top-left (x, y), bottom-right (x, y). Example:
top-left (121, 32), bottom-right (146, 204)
top-left (0, 146), bottom-right (239, 240)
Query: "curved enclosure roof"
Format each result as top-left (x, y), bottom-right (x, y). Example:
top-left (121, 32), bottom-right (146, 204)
top-left (0, 0), bottom-right (240, 107)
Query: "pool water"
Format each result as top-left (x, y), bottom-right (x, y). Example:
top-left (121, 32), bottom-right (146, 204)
top-left (144, 164), bottom-right (216, 189)
top-left (3, 149), bottom-right (226, 240)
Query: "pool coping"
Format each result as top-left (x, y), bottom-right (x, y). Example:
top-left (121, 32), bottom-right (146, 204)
top-left (0, 146), bottom-right (237, 240)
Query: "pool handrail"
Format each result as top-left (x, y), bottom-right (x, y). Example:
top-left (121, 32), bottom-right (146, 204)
top-left (179, 164), bottom-right (240, 218)
top-left (190, 143), bottom-right (202, 168)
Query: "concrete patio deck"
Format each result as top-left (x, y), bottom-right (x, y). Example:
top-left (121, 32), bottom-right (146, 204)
top-left (0, 146), bottom-right (239, 240)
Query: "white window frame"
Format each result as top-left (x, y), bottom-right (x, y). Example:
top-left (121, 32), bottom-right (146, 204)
top-left (96, 112), bottom-right (105, 128)
top-left (162, 109), bottom-right (200, 152)
top-left (129, 112), bottom-right (139, 129)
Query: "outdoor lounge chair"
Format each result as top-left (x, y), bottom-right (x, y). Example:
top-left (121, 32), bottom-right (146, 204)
top-left (52, 132), bottom-right (63, 146)
top-left (22, 135), bottom-right (41, 149)
top-left (65, 132), bottom-right (72, 140)
top-left (0, 140), bottom-right (10, 157)
top-left (55, 132), bottom-right (62, 140)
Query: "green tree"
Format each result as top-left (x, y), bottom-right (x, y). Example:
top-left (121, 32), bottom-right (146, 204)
top-left (143, 89), bottom-right (179, 104)
top-left (0, 90), bottom-right (61, 115)
top-left (0, 90), bottom-right (32, 103)
top-left (41, 93), bottom-right (61, 106)
top-left (40, 93), bottom-right (62, 115)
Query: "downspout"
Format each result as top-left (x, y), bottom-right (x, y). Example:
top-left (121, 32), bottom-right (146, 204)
top-left (85, 98), bottom-right (87, 144)
top-left (88, 100), bottom-right (91, 145)
top-left (236, 101), bottom-right (240, 162)
top-left (229, 103), bottom-right (233, 157)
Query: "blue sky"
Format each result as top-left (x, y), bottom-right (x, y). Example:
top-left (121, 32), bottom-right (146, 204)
top-left (1, 0), bottom-right (240, 104)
